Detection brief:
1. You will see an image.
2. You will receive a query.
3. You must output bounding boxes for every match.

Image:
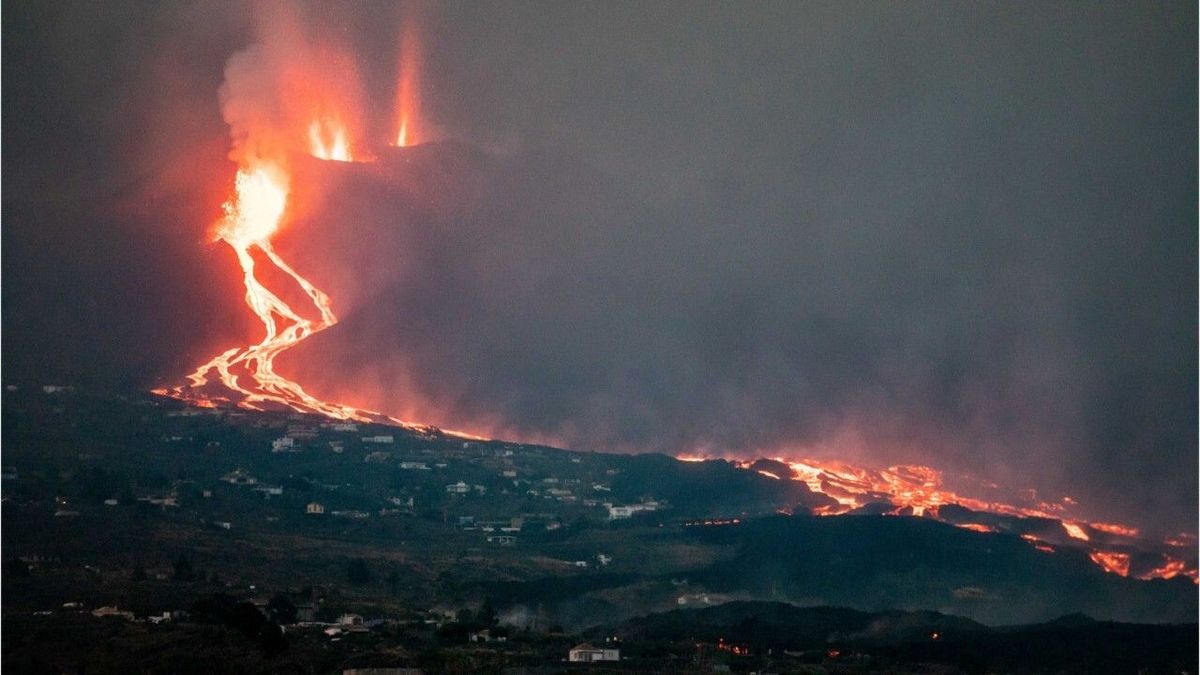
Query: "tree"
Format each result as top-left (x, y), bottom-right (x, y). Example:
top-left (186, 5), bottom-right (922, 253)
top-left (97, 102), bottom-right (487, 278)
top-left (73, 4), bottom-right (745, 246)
top-left (228, 602), bottom-right (267, 638)
top-left (173, 554), bottom-right (195, 582)
top-left (5, 559), bottom-right (30, 578)
top-left (346, 557), bottom-right (372, 585)
top-left (267, 594), bottom-right (297, 625)
top-left (386, 569), bottom-right (401, 596)
top-left (77, 467), bottom-right (110, 504)
top-left (258, 621), bottom-right (287, 656)
top-left (477, 598), bottom-right (498, 627)
top-left (117, 483), bottom-right (137, 506)
top-left (132, 563), bottom-right (147, 582)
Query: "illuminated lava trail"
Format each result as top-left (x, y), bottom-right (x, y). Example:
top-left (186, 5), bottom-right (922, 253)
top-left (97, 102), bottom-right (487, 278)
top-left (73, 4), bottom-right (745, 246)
top-left (157, 10), bottom-right (444, 429)
top-left (159, 153), bottom-right (398, 423)
top-left (166, 163), bottom-right (379, 421)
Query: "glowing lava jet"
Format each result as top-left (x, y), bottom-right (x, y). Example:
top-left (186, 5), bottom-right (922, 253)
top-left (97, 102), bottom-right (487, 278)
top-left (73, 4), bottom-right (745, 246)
top-left (391, 4), bottom-right (423, 147)
top-left (308, 118), bottom-right (353, 161)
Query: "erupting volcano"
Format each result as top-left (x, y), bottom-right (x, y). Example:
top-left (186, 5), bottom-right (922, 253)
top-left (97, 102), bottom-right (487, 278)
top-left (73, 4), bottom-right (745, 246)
top-left (144, 4), bottom-right (1194, 597)
top-left (156, 9), bottom-right (430, 428)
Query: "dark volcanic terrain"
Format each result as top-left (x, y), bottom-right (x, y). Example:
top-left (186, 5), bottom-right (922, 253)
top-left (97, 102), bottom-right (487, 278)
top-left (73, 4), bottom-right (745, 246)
top-left (2, 385), bottom-right (1196, 673)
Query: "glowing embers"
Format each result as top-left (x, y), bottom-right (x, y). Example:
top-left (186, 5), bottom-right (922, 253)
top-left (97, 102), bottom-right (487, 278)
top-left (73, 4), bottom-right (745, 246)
top-left (308, 118), bottom-right (353, 161)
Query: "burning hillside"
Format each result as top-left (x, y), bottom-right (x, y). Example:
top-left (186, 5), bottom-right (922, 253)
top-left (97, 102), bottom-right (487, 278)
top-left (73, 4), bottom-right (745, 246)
top-left (677, 454), bottom-right (1198, 584)
top-left (129, 3), bottom-right (1194, 581)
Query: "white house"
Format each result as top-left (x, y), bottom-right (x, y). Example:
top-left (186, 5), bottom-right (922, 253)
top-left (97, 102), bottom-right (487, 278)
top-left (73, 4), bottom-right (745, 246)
top-left (607, 502), bottom-right (658, 520)
top-left (92, 606), bottom-right (135, 621)
top-left (305, 502), bottom-right (325, 515)
top-left (568, 644), bottom-right (620, 662)
top-left (222, 469), bottom-right (257, 486)
top-left (446, 481), bottom-right (470, 494)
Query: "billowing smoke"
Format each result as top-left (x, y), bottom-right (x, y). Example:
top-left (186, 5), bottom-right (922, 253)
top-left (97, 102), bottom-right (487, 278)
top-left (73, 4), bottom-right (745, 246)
top-left (219, 3), bottom-right (369, 170)
top-left (3, 1), bottom-right (1195, 535)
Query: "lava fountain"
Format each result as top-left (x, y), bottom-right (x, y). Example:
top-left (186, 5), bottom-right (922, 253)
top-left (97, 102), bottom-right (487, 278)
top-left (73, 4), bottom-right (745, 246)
top-left (392, 2), bottom-right (423, 147)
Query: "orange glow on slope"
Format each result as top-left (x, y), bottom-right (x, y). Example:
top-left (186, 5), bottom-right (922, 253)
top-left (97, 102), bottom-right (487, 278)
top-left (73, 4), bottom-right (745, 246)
top-left (1089, 551), bottom-right (1131, 577)
top-left (1140, 559), bottom-right (1190, 581)
top-left (1164, 533), bottom-right (1196, 547)
top-left (392, 7), bottom-right (422, 146)
top-left (1021, 535), bottom-right (1056, 554)
top-left (1090, 522), bottom-right (1139, 537)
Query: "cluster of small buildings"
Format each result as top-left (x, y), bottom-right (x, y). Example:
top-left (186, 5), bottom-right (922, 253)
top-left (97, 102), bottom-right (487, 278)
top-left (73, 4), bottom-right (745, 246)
top-left (605, 501), bottom-right (661, 520)
top-left (568, 643), bottom-right (621, 662)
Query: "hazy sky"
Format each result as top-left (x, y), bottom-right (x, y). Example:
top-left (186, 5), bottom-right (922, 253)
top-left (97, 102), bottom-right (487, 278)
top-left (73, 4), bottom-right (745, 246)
top-left (3, 1), bottom-right (1195, 534)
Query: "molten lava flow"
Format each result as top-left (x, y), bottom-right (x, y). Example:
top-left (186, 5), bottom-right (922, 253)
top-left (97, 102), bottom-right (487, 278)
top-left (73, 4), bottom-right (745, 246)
top-left (1061, 522), bottom-right (1090, 541)
top-left (1089, 550), bottom-right (1131, 577)
top-left (1021, 535), bottom-right (1057, 553)
top-left (1090, 522), bottom-right (1139, 537)
top-left (163, 131), bottom-right (477, 432)
top-left (681, 454), bottom-right (1198, 583)
top-left (1141, 559), bottom-right (1189, 581)
top-left (167, 157), bottom-right (411, 424)
top-left (173, 162), bottom-right (368, 420)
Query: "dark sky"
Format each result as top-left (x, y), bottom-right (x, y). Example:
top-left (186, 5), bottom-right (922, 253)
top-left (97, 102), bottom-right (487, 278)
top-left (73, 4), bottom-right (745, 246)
top-left (3, 1), bottom-right (1196, 534)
